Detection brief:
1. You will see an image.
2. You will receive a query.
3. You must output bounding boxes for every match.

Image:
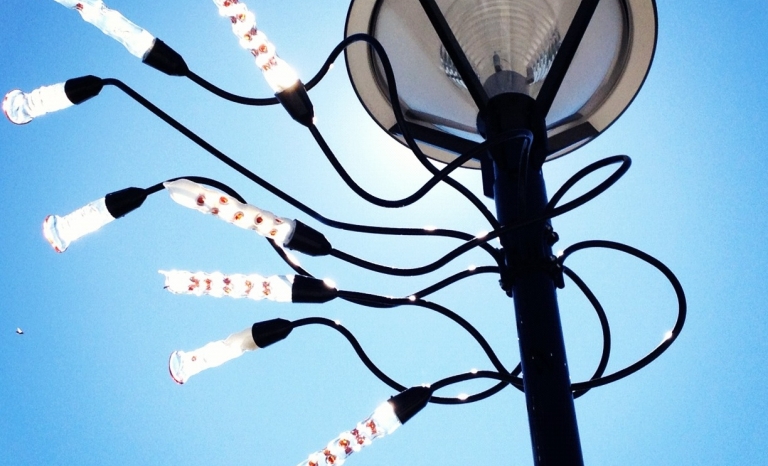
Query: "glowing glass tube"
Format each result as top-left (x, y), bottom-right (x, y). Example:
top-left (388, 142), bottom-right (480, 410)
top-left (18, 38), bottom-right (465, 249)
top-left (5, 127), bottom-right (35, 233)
top-left (210, 0), bottom-right (299, 91)
top-left (297, 402), bottom-right (402, 466)
top-left (159, 270), bottom-right (294, 303)
top-left (53, 0), bottom-right (156, 58)
top-left (43, 198), bottom-right (114, 253)
top-left (169, 326), bottom-right (257, 384)
top-left (164, 179), bottom-right (295, 246)
top-left (3, 84), bottom-right (73, 125)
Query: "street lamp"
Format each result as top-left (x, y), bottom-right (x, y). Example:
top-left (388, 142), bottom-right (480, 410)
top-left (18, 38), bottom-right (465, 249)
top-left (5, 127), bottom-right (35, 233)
top-left (344, 0), bottom-right (658, 464)
top-left (3, 1), bottom-right (685, 465)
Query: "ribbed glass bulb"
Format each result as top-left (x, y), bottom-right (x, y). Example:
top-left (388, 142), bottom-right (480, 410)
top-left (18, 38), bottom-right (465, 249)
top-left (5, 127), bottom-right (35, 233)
top-left (169, 327), bottom-right (257, 384)
top-left (440, 0), bottom-right (563, 97)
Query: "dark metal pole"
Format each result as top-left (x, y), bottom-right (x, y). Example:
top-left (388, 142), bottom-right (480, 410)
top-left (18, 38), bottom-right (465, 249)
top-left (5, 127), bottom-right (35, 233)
top-left (484, 93), bottom-right (584, 466)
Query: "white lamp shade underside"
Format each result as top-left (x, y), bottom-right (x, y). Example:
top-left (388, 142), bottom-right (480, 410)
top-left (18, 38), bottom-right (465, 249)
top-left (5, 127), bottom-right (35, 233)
top-left (345, 0), bottom-right (657, 167)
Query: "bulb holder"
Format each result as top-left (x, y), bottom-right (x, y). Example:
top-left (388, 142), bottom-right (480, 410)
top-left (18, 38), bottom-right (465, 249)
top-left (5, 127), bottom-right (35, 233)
top-left (63, 75), bottom-right (104, 105)
top-left (275, 80), bottom-right (314, 127)
top-left (104, 187), bottom-right (148, 219)
top-left (142, 39), bottom-right (189, 76)
top-left (291, 275), bottom-right (338, 303)
top-left (251, 318), bottom-right (294, 349)
top-left (284, 221), bottom-right (332, 256)
top-left (389, 386), bottom-right (432, 425)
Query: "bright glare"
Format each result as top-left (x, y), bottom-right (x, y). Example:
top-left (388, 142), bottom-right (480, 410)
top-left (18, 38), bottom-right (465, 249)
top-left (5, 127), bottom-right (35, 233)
top-left (475, 230), bottom-right (489, 239)
top-left (408, 295), bottom-right (417, 302)
top-left (468, 264), bottom-right (477, 271)
top-left (457, 393), bottom-right (469, 401)
top-left (323, 278), bottom-right (338, 289)
top-left (663, 330), bottom-right (674, 341)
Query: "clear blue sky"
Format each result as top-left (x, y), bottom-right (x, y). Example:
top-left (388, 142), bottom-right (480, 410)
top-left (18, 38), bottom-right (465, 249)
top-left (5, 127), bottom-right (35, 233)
top-left (1, 1), bottom-right (767, 465)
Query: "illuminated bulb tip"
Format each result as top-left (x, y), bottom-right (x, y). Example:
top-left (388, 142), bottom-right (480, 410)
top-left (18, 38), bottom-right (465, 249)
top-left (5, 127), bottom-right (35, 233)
top-left (42, 198), bottom-right (115, 253)
top-left (457, 393), bottom-right (469, 401)
top-left (169, 327), bottom-right (257, 384)
top-left (3, 84), bottom-right (74, 125)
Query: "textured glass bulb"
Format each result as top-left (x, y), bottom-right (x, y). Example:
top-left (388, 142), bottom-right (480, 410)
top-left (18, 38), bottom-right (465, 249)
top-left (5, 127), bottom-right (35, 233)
top-left (3, 84), bottom-right (73, 125)
top-left (297, 402), bottom-right (401, 466)
top-left (53, 0), bottom-right (156, 58)
top-left (440, 0), bottom-right (563, 97)
top-left (43, 198), bottom-right (114, 253)
top-left (164, 179), bottom-right (296, 246)
top-left (210, 0), bottom-right (299, 91)
top-left (160, 270), bottom-right (294, 302)
top-left (169, 327), bottom-right (257, 384)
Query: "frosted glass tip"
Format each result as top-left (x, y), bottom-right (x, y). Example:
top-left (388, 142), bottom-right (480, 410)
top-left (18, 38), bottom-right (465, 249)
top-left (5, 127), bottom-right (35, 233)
top-left (169, 327), bottom-right (257, 384)
top-left (297, 401), bottom-right (401, 466)
top-left (54, 0), bottom-right (156, 58)
top-left (43, 197), bottom-right (114, 253)
top-left (3, 84), bottom-right (73, 125)
top-left (160, 270), bottom-right (294, 302)
top-left (163, 179), bottom-right (295, 245)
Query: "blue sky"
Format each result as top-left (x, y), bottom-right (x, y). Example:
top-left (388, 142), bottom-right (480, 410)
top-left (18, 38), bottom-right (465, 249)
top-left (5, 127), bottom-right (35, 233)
top-left (1, 0), bottom-right (767, 465)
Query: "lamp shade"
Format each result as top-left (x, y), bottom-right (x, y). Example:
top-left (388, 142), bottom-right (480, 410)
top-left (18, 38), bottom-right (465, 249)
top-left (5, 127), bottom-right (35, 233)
top-left (345, 0), bottom-right (657, 167)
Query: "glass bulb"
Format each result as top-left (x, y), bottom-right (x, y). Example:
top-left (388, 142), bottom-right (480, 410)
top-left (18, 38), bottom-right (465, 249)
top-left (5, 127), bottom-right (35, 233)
top-left (159, 270), bottom-right (294, 303)
top-left (3, 84), bottom-right (73, 125)
top-left (164, 179), bottom-right (296, 246)
top-left (210, 0), bottom-right (299, 92)
top-left (440, 0), bottom-right (563, 97)
top-left (297, 401), bottom-right (401, 466)
top-left (43, 197), bottom-right (114, 253)
top-left (169, 327), bottom-right (257, 384)
top-left (53, 0), bottom-right (156, 58)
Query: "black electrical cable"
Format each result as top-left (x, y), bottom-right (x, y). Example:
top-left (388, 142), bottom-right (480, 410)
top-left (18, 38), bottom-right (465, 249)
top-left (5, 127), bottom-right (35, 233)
top-left (291, 316), bottom-right (518, 405)
top-left (563, 266), bottom-right (611, 399)
top-left (185, 69), bottom-right (280, 106)
top-left (410, 266), bottom-right (500, 299)
top-left (309, 123), bottom-right (530, 215)
top-left (322, 34), bottom-right (500, 228)
top-left (327, 154), bottom-right (633, 277)
top-left (560, 240), bottom-right (686, 391)
top-left (546, 155), bottom-right (631, 213)
top-left (336, 291), bottom-right (511, 377)
top-left (185, 34), bottom-right (500, 228)
top-left (101, 78), bottom-right (502, 268)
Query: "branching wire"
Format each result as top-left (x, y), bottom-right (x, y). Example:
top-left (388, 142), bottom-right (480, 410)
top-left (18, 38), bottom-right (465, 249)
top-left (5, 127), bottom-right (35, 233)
top-left (100, 78), bottom-right (502, 269)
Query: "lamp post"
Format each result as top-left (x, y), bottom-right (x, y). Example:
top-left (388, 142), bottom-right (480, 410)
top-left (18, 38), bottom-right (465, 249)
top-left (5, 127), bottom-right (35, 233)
top-left (2, 0), bottom-right (688, 465)
top-left (344, 0), bottom-right (657, 464)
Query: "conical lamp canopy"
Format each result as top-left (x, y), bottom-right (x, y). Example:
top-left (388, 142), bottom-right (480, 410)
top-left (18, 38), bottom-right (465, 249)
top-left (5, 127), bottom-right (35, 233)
top-left (345, 0), bottom-right (657, 167)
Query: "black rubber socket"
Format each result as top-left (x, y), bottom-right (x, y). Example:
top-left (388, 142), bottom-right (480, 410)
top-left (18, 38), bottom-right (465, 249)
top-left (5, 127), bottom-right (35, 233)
top-left (251, 318), bottom-right (293, 349)
top-left (284, 221), bottom-right (332, 257)
top-left (142, 39), bottom-right (189, 76)
top-left (64, 75), bottom-right (104, 105)
top-left (104, 187), bottom-right (148, 219)
top-left (390, 386), bottom-right (432, 425)
top-left (291, 275), bottom-right (338, 304)
top-left (275, 80), bottom-right (314, 127)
